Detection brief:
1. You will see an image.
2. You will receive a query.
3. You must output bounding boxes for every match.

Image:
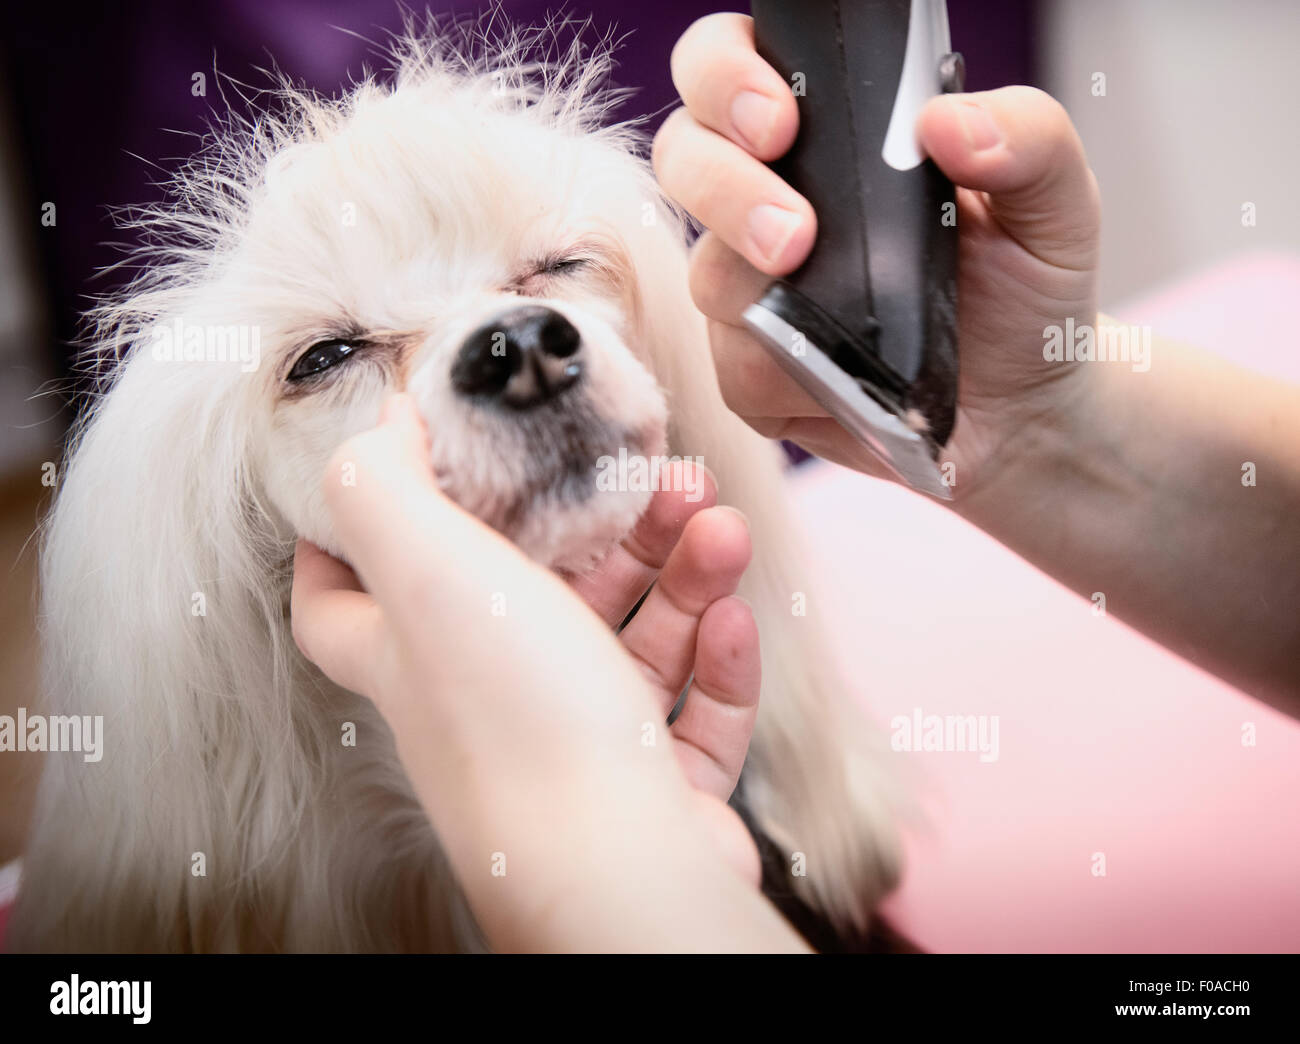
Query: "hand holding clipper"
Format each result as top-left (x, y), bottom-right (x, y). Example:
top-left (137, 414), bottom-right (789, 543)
top-left (744, 0), bottom-right (964, 499)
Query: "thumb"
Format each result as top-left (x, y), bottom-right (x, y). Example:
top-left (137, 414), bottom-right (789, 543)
top-left (290, 539), bottom-right (383, 698)
top-left (322, 393), bottom-right (540, 641)
top-left (322, 392), bottom-right (445, 590)
top-left (918, 85), bottom-right (1101, 272)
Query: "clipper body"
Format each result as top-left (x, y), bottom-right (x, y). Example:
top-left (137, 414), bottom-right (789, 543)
top-left (744, 0), bottom-right (964, 499)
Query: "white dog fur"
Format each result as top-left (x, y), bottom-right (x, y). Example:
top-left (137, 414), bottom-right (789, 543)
top-left (8, 17), bottom-right (899, 952)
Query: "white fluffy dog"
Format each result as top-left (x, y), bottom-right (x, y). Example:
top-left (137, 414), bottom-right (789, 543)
top-left (8, 19), bottom-right (899, 952)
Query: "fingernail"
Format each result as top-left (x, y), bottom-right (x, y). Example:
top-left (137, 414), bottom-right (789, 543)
top-left (731, 90), bottom-right (778, 152)
top-left (747, 203), bottom-right (803, 267)
top-left (955, 98), bottom-right (1002, 152)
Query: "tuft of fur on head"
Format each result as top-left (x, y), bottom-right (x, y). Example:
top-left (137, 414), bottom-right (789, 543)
top-left (83, 14), bottom-right (642, 349)
top-left (9, 12), bottom-right (900, 953)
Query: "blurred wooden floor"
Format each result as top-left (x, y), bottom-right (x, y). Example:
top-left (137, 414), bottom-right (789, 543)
top-left (0, 464), bottom-right (50, 865)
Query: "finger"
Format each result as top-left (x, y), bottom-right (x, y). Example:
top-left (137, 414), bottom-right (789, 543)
top-left (654, 107), bottom-right (816, 275)
top-left (774, 417), bottom-right (900, 481)
top-left (701, 323), bottom-right (898, 479)
top-left (689, 790), bottom-right (763, 889)
top-left (290, 539), bottom-right (383, 696)
top-left (687, 231), bottom-right (771, 324)
top-left (568, 461), bottom-right (718, 629)
top-left (917, 86), bottom-right (1102, 271)
top-left (323, 394), bottom-right (531, 635)
top-left (619, 507), bottom-right (751, 712)
top-left (323, 393), bottom-right (439, 564)
top-left (720, 409), bottom-right (899, 483)
top-left (668, 12), bottom-right (798, 159)
top-left (708, 318), bottom-right (826, 420)
top-left (671, 595), bottom-right (761, 800)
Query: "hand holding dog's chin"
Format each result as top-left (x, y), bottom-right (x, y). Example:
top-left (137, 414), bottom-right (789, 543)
top-left (291, 395), bottom-right (803, 951)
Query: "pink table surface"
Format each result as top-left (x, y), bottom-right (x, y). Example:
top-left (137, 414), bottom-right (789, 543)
top-left (789, 250), bottom-right (1300, 952)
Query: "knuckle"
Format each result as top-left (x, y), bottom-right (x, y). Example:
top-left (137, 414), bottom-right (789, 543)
top-left (656, 124), bottom-right (747, 231)
top-left (691, 151), bottom-right (743, 222)
top-left (712, 358), bottom-right (750, 415)
top-left (1019, 86), bottom-right (1073, 134)
top-left (745, 416), bottom-right (790, 440)
top-left (670, 14), bottom-right (728, 93)
top-left (667, 27), bottom-right (693, 88)
top-left (651, 108), bottom-right (690, 184)
top-left (694, 11), bottom-right (739, 45)
top-left (712, 364), bottom-right (740, 411)
top-left (687, 239), bottom-right (728, 310)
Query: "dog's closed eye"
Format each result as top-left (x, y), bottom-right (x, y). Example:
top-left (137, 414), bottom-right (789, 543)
top-left (511, 255), bottom-right (595, 296)
top-left (281, 257), bottom-right (602, 390)
top-left (538, 255), bottom-right (589, 275)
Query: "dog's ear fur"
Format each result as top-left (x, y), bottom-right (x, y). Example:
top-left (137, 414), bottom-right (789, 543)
top-left (625, 196), bottom-right (902, 933)
top-left (9, 350), bottom-right (470, 952)
top-left (7, 355), bottom-right (297, 950)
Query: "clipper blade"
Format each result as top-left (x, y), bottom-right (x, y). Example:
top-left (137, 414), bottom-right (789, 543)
top-left (743, 301), bottom-right (953, 501)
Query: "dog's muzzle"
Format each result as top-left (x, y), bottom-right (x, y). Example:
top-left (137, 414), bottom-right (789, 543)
top-left (451, 305), bottom-right (582, 409)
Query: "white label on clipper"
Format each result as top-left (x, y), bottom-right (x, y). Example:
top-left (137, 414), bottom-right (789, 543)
top-left (882, 0), bottom-right (952, 171)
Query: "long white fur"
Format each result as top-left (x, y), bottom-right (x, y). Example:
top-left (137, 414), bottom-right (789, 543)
top-left (7, 15), bottom-right (898, 952)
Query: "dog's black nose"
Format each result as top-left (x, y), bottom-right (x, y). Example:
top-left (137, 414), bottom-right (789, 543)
top-left (451, 306), bottom-right (582, 408)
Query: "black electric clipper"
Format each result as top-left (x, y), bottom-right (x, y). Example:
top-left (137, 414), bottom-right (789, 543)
top-left (744, 0), bottom-right (964, 500)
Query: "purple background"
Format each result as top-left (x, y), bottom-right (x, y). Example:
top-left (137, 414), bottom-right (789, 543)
top-left (2, 0), bottom-right (1037, 384)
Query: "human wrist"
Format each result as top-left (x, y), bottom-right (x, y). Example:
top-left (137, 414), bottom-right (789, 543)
top-left (492, 794), bottom-right (803, 952)
top-left (436, 763), bottom-right (756, 951)
top-left (952, 324), bottom-right (1123, 545)
top-left (945, 318), bottom-right (1300, 704)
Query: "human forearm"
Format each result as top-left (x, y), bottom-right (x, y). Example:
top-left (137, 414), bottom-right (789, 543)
top-left (388, 620), bottom-right (806, 952)
top-left (427, 767), bottom-right (809, 953)
top-left (371, 566), bottom-right (807, 952)
top-left (956, 317), bottom-right (1300, 708)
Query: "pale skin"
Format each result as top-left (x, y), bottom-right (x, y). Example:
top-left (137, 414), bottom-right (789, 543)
top-left (292, 13), bottom-right (1299, 952)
